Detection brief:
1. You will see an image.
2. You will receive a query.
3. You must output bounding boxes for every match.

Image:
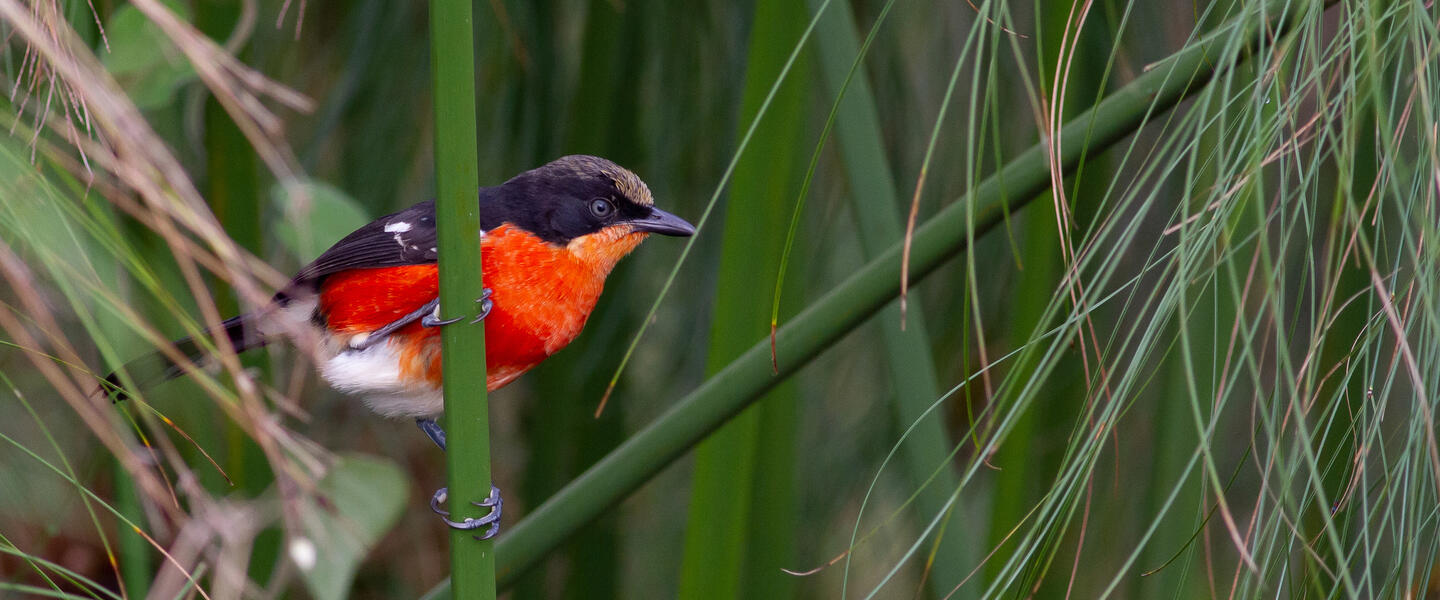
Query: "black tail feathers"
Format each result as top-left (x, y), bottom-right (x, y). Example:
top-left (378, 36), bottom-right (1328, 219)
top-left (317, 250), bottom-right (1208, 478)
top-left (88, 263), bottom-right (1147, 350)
top-left (100, 314), bottom-right (268, 402)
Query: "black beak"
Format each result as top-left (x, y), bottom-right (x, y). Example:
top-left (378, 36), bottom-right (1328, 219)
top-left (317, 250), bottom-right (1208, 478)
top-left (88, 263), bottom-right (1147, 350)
top-left (629, 207), bottom-right (696, 237)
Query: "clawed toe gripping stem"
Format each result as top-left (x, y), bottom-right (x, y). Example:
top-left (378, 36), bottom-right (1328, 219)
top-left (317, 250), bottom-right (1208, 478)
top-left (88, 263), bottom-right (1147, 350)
top-left (431, 485), bottom-right (502, 539)
top-left (416, 419), bottom-right (501, 538)
top-left (411, 284), bottom-right (498, 539)
top-left (421, 288), bottom-right (494, 327)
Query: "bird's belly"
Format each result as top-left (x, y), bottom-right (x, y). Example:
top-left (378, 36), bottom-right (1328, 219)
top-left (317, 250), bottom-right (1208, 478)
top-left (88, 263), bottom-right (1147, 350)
top-left (316, 234), bottom-right (603, 415)
top-left (400, 292), bottom-right (593, 390)
top-left (319, 341), bottom-right (444, 417)
top-left (318, 291), bottom-right (594, 417)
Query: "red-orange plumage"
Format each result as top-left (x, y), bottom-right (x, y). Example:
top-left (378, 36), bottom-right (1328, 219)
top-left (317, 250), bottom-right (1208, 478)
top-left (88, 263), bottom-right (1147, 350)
top-left (103, 156), bottom-right (692, 424)
top-left (318, 224), bottom-right (640, 392)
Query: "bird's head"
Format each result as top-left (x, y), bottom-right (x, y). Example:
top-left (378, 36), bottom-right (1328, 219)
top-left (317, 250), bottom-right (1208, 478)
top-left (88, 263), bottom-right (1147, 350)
top-left (488, 155), bottom-right (695, 272)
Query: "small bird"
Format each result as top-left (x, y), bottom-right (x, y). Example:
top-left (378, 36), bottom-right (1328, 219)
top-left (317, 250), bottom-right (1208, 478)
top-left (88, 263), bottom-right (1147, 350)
top-left (104, 155), bottom-right (695, 536)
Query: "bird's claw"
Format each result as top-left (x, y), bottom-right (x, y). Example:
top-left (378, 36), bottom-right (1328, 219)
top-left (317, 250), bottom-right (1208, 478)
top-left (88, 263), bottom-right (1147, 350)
top-left (422, 288), bottom-right (494, 327)
top-left (420, 308), bottom-right (463, 327)
top-left (352, 297), bottom-right (446, 350)
top-left (431, 485), bottom-right (502, 539)
top-left (419, 421), bottom-right (500, 538)
top-left (471, 289), bottom-right (494, 324)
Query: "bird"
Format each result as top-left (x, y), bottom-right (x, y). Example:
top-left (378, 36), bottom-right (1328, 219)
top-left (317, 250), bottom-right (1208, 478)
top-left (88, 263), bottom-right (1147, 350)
top-left (103, 155), bottom-right (695, 537)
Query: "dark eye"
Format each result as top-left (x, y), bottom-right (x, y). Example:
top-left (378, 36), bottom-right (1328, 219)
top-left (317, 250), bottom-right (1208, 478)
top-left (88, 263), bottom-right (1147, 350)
top-left (589, 198), bottom-right (615, 219)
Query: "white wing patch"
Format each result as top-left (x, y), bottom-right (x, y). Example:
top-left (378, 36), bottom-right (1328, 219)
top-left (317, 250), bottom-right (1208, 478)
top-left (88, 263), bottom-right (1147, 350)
top-left (385, 221), bottom-right (414, 248)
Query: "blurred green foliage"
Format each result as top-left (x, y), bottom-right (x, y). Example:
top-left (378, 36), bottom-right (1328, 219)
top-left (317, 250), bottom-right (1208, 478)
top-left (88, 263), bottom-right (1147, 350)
top-left (2, 0), bottom-right (1439, 599)
top-left (102, 1), bottom-right (196, 109)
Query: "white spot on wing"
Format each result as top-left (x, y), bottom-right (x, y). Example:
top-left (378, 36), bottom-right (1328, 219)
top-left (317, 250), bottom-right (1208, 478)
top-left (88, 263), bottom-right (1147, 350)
top-left (387, 221), bottom-right (414, 247)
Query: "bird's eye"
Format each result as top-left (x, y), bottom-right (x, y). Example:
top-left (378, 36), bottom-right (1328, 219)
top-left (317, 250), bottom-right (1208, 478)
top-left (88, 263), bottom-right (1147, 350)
top-left (589, 198), bottom-right (615, 219)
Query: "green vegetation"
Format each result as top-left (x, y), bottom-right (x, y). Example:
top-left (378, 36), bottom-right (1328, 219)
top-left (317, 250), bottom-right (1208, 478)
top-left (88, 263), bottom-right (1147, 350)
top-left (678, 2), bottom-right (809, 597)
top-left (2, 1), bottom-right (1438, 598)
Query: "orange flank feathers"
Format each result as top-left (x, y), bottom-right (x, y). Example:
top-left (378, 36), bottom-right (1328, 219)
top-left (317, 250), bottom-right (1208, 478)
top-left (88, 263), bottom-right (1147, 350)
top-left (321, 265), bottom-right (441, 335)
top-left (103, 157), bottom-right (694, 421)
top-left (318, 224), bottom-right (647, 392)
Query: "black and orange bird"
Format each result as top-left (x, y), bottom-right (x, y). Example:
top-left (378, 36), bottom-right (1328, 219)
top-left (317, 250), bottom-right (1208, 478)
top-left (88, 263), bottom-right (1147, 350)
top-left (105, 155), bottom-right (695, 537)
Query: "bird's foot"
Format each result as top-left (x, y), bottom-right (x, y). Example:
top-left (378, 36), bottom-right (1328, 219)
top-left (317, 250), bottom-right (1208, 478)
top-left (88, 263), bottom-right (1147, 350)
top-left (421, 288), bottom-right (494, 327)
top-left (351, 297), bottom-right (444, 350)
top-left (431, 485), bottom-right (502, 539)
top-left (471, 288), bottom-right (494, 324)
top-left (416, 418), bottom-right (447, 451)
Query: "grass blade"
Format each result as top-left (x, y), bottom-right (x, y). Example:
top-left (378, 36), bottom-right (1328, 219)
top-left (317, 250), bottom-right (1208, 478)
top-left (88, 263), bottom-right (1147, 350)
top-left (677, 1), bottom-right (809, 597)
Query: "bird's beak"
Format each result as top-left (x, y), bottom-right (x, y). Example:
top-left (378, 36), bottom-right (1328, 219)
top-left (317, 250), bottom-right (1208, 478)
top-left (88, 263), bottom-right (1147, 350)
top-left (629, 207), bottom-right (696, 237)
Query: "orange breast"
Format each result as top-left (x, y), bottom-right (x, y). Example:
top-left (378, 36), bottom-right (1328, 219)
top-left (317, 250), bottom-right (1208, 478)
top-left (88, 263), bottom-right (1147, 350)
top-left (318, 224), bottom-right (608, 391)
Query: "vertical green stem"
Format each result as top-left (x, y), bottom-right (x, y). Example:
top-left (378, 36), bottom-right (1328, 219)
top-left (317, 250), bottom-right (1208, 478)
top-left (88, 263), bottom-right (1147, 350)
top-left (428, 1), bottom-right (493, 598)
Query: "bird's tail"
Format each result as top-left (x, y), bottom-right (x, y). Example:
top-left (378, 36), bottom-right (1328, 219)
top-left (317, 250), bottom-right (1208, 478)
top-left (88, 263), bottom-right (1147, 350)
top-left (100, 314), bottom-right (269, 401)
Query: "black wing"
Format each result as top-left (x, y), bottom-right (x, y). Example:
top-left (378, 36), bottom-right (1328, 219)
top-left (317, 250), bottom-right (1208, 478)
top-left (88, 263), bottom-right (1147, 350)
top-left (292, 200), bottom-right (441, 285)
top-left (291, 186), bottom-right (537, 289)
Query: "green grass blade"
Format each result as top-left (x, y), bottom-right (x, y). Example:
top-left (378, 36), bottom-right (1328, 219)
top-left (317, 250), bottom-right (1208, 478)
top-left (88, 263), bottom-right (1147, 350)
top-left (677, 1), bottom-right (809, 597)
top-left (982, 0), bottom-right (1116, 592)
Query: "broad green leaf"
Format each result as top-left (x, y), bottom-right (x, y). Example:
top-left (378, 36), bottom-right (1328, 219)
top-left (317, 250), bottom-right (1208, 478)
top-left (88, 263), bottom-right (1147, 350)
top-left (100, 2), bottom-right (196, 110)
top-left (293, 454), bottom-right (409, 600)
top-left (271, 180), bottom-right (373, 263)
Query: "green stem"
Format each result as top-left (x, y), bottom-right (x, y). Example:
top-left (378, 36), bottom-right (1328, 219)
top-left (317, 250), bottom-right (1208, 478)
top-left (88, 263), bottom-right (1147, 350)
top-left (421, 3), bottom-right (1318, 596)
top-left (428, 0), bottom-right (493, 598)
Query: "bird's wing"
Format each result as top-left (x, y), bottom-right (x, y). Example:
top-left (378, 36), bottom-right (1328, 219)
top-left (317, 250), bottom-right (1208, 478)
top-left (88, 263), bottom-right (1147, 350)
top-left (292, 200), bottom-right (442, 285)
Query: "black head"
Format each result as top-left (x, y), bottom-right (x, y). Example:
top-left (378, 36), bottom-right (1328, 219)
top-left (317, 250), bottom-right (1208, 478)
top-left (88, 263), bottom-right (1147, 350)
top-left (481, 155), bottom-right (694, 245)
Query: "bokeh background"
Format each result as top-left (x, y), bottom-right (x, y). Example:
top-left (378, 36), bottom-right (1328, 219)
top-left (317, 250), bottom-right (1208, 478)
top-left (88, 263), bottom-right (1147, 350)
top-left (2, 0), bottom-right (1438, 598)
